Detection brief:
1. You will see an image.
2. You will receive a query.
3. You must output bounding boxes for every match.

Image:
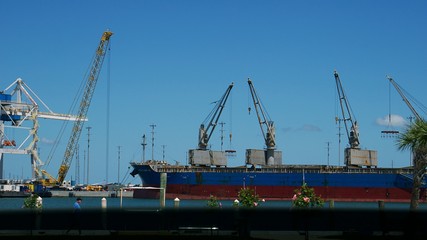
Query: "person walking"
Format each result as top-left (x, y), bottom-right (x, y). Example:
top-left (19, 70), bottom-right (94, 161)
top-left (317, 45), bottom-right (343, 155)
top-left (66, 197), bottom-right (82, 235)
top-left (73, 197), bottom-right (82, 211)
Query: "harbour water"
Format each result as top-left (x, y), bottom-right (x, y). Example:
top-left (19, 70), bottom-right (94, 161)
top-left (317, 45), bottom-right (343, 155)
top-left (0, 197), bottom-right (426, 211)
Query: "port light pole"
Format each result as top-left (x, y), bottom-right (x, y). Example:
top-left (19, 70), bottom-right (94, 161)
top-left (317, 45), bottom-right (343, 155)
top-left (141, 134), bottom-right (147, 163)
top-left (117, 146), bottom-right (121, 184)
top-left (150, 124), bottom-right (156, 161)
top-left (335, 117), bottom-right (343, 166)
top-left (86, 126), bottom-right (92, 185)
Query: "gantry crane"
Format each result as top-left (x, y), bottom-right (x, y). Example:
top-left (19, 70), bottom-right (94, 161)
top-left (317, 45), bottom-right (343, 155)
top-left (44, 30), bottom-right (113, 186)
top-left (0, 78), bottom-right (83, 180)
top-left (333, 71), bottom-right (377, 167)
top-left (246, 78), bottom-right (281, 166)
top-left (189, 82), bottom-right (233, 166)
top-left (386, 76), bottom-right (423, 121)
top-left (0, 78), bottom-right (87, 180)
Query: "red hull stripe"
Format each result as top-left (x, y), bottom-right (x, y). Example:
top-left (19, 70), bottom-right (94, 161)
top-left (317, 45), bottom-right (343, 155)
top-left (134, 184), bottom-right (427, 202)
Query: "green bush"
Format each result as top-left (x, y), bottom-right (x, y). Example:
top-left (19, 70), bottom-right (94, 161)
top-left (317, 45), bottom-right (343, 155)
top-left (236, 188), bottom-right (260, 208)
top-left (292, 183), bottom-right (324, 208)
top-left (23, 194), bottom-right (42, 209)
top-left (207, 195), bottom-right (222, 208)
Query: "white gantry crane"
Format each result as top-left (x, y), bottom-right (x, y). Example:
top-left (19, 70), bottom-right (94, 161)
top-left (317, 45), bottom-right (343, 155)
top-left (0, 78), bottom-right (82, 180)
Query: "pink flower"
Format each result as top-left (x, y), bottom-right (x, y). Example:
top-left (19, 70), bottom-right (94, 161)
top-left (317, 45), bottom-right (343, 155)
top-left (303, 197), bottom-right (310, 203)
top-left (292, 194), bottom-right (297, 200)
top-left (253, 202), bottom-right (258, 207)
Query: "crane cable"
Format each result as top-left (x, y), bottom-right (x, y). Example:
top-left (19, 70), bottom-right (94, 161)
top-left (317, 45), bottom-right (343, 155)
top-left (247, 85), bottom-right (251, 115)
top-left (229, 89), bottom-right (233, 149)
top-left (44, 53), bottom-right (94, 167)
top-left (388, 80), bottom-right (392, 127)
top-left (105, 41), bottom-right (112, 183)
top-left (397, 81), bottom-right (427, 117)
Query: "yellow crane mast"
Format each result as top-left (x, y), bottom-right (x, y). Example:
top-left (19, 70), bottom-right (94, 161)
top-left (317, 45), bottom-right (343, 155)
top-left (43, 30), bottom-right (113, 186)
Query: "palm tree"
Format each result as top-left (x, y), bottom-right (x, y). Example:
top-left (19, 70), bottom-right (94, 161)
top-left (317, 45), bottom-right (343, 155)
top-left (397, 119), bottom-right (427, 209)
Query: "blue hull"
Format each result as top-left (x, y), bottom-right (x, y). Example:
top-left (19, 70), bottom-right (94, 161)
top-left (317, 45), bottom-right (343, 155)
top-left (130, 162), bottom-right (426, 201)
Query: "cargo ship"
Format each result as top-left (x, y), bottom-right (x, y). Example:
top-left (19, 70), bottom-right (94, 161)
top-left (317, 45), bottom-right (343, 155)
top-left (130, 77), bottom-right (426, 202)
top-left (130, 160), bottom-right (426, 202)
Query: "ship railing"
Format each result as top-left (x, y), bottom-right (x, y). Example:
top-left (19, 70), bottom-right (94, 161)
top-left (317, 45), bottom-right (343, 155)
top-left (153, 164), bottom-right (415, 175)
top-left (343, 167), bottom-right (412, 174)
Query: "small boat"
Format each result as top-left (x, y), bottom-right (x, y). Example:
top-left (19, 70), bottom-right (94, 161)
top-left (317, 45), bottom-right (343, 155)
top-left (0, 179), bottom-right (31, 198)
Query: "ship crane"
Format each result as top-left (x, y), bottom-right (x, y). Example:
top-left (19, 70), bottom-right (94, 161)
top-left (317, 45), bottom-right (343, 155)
top-left (189, 82), bottom-right (233, 167)
top-left (246, 78), bottom-right (281, 166)
top-left (386, 76), bottom-right (424, 121)
top-left (48, 30), bottom-right (113, 186)
top-left (198, 83), bottom-right (233, 150)
top-left (333, 71), bottom-right (377, 168)
top-left (334, 71), bottom-right (360, 150)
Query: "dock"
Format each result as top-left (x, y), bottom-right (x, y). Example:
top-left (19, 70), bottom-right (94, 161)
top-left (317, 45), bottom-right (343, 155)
top-left (50, 190), bottom-right (134, 198)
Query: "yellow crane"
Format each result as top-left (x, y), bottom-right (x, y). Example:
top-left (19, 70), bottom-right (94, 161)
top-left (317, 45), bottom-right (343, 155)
top-left (42, 30), bottom-right (113, 186)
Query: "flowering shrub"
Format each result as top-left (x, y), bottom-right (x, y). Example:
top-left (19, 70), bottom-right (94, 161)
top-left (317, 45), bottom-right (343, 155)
top-left (207, 195), bottom-right (222, 208)
top-left (23, 193), bottom-right (42, 209)
top-left (236, 188), bottom-right (260, 208)
top-left (292, 183), bottom-right (324, 208)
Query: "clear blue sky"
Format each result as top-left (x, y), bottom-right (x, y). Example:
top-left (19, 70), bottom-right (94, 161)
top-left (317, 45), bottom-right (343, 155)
top-left (1, 1), bottom-right (426, 185)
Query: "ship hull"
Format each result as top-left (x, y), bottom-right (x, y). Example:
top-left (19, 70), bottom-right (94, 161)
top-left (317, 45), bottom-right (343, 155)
top-left (0, 191), bottom-right (31, 198)
top-left (130, 162), bottom-right (426, 202)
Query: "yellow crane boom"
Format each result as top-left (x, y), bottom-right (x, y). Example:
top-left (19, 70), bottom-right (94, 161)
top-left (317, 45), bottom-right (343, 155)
top-left (54, 30), bottom-right (113, 185)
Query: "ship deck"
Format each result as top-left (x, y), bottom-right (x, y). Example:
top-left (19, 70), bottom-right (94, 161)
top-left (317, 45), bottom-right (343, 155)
top-left (131, 161), bottom-right (415, 175)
